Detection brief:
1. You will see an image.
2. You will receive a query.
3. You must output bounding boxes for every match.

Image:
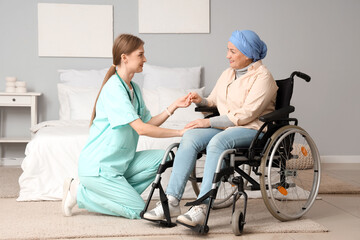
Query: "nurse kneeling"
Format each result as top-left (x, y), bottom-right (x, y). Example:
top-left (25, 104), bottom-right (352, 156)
top-left (61, 34), bottom-right (192, 219)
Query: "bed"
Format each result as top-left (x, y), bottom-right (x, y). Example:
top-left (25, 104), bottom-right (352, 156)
top-left (17, 64), bottom-right (205, 201)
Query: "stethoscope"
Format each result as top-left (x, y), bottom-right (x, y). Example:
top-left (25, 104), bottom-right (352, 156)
top-left (115, 71), bottom-right (141, 116)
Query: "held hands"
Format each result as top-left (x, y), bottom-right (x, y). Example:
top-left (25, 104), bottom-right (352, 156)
top-left (166, 93), bottom-right (192, 116)
top-left (175, 92), bottom-right (202, 109)
top-left (170, 92), bottom-right (202, 114)
top-left (178, 127), bottom-right (189, 137)
top-left (188, 92), bottom-right (202, 104)
top-left (175, 93), bottom-right (192, 109)
top-left (176, 93), bottom-right (208, 136)
top-left (185, 118), bottom-right (210, 129)
top-left (178, 119), bottom-right (202, 136)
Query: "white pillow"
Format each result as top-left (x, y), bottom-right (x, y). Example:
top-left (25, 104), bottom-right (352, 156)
top-left (157, 87), bottom-right (205, 123)
top-left (58, 68), bottom-right (108, 88)
top-left (57, 84), bottom-right (99, 120)
top-left (67, 88), bottom-right (99, 120)
top-left (142, 63), bottom-right (201, 90)
top-left (142, 88), bottom-right (160, 116)
top-left (57, 84), bottom-right (71, 120)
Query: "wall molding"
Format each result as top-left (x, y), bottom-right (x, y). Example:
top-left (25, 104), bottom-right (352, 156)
top-left (321, 155), bottom-right (360, 163)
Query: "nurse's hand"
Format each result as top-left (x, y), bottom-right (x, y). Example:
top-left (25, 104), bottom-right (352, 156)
top-left (175, 93), bottom-right (192, 109)
top-left (179, 125), bottom-right (195, 136)
top-left (167, 93), bottom-right (192, 115)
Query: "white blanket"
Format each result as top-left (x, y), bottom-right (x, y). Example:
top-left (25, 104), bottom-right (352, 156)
top-left (17, 120), bottom-right (197, 201)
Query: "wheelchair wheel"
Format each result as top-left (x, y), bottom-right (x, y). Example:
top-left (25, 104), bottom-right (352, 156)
top-left (190, 156), bottom-right (236, 209)
top-left (231, 209), bottom-right (245, 236)
top-left (259, 125), bottom-right (321, 221)
top-left (212, 184), bottom-right (237, 209)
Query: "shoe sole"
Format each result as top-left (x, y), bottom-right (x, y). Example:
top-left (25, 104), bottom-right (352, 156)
top-left (176, 215), bottom-right (198, 227)
top-left (143, 211), bottom-right (181, 221)
top-left (62, 178), bottom-right (73, 217)
top-left (143, 214), bottom-right (163, 221)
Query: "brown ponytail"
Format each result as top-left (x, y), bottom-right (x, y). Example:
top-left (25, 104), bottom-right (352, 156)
top-left (89, 34), bottom-right (144, 126)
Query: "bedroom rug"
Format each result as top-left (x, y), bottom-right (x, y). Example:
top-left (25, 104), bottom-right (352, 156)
top-left (0, 198), bottom-right (328, 240)
top-left (0, 166), bottom-right (22, 198)
top-left (299, 169), bottom-right (360, 194)
top-left (1, 166), bottom-right (360, 199)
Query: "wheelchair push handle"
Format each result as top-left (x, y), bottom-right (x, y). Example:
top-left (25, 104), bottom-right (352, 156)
top-left (290, 71), bottom-right (311, 82)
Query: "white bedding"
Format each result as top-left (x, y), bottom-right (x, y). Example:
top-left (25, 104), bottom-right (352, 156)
top-left (17, 120), bottom-right (198, 201)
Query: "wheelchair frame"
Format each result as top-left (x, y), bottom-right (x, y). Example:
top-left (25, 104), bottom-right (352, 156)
top-left (141, 71), bottom-right (321, 235)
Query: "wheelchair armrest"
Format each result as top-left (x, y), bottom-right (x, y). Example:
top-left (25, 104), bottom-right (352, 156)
top-left (259, 106), bottom-right (295, 122)
top-left (195, 106), bottom-right (219, 114)
top-left (195, 106), bottom-right (220, 118)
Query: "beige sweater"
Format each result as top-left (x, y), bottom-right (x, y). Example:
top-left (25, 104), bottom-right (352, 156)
top-left (206, 60), bottom-right (278, 131)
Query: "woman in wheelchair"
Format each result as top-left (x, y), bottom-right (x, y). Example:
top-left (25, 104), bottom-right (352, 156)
top-left (143, 30), bottom-right (278, 226)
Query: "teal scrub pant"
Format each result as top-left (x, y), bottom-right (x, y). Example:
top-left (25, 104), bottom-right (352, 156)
top-left (77, 149), bottom-right (164, 219)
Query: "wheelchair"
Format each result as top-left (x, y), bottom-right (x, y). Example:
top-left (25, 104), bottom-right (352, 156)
top-left (141, 71), bottom-right (321, 235)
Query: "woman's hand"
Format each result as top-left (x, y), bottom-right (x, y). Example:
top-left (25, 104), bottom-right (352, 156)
top-left (189, 92), bottom-right (202, 104)
top-left (185, 119), bottom-right (210, 129)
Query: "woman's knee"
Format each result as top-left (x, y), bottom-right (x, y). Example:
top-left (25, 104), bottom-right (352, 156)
top-left (206, 135), bottom-right (229, 153)
top-left (206, 128), bottom-right (257, 153)
top-left (180, 129), bottom-right (205, 152)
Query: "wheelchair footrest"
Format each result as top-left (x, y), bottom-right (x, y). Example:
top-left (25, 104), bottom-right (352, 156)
top-left (176, 220), bottom-right (209, 234)
top-left (142, 217), bottom-right (177, 228)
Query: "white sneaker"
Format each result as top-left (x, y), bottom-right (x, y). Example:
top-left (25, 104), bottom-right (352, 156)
top-left (143, 201), bottom-right (181, 220)
top-left (62, 178), bottom-right (78, 217)
top-left (176, 204), bottom-right (207, 227)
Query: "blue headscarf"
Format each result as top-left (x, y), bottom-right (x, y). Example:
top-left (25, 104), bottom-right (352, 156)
top-left (229, 30), bottom-right (267, 62)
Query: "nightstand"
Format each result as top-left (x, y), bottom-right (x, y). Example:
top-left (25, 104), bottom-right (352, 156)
top-left (0, 92), bottom-right (42, 161)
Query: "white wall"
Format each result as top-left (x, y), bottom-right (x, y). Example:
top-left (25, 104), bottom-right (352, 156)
top-left (0, 0), bottom-right (359, 158)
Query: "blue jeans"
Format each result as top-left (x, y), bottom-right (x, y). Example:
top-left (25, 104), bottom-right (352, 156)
top-left (166, 127), bottom-right (260, 201)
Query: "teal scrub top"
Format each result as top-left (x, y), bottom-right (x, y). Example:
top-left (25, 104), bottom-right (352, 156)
top-left (78, 75), bottom-right (152, 177)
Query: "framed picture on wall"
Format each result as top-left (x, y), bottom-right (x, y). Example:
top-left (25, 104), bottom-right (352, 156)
top-left (138, 0), bottom-right (210, 33)
top-left (38, 3), bottom-right (113, 58)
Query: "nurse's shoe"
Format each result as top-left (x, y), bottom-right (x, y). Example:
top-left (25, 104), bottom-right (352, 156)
top-left (176, 204), bottom-right (207, 227)
top-left (62, 178), bottom-right (78, 217)
top-left (143, 196), bottom-right (181, 220)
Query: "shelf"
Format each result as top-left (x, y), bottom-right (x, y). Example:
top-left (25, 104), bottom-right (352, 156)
top-left (0, 137), bottom-right (31, 143)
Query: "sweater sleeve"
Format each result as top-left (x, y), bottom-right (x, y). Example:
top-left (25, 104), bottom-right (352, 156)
top-left (195, 98), bottom-right (208, 107)
top-left (210, 115), bottom-right (235, 128)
